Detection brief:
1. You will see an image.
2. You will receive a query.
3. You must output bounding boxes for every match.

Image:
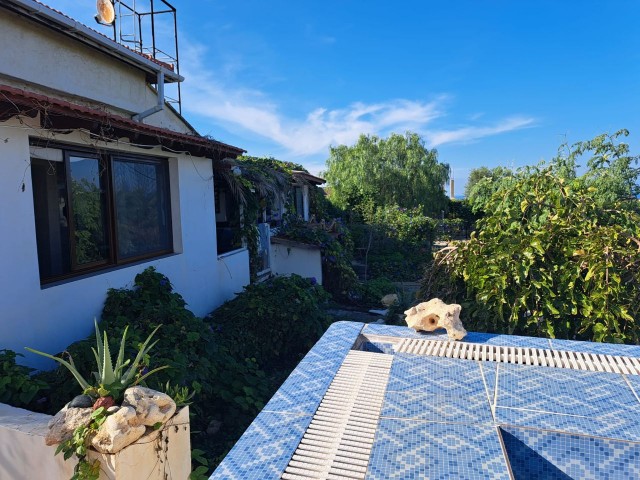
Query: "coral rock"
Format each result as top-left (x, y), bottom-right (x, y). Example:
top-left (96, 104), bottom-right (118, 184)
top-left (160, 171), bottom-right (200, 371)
top-left (404, 298), bottom-right (467, 340)
top-left (91, 406), bottom-right (145, 454)
top-left (123, 386), bottom-right (176, 427)
top-left (45, 406), bottom-right (93, 446)
top-left (381, 294), bottom-right (399, 307)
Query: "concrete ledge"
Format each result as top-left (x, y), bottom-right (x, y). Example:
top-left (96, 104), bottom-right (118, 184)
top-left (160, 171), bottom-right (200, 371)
top-left (0, 403), bottom-right (190, 480)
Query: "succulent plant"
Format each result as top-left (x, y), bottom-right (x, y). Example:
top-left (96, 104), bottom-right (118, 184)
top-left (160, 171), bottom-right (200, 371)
top-left (26, 319), bottom-right (167, 401)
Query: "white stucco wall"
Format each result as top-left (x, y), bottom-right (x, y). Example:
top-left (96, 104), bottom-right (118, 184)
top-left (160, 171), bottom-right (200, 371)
top-left (271, 240), bottom-right (323, 285)
top-left (0, 9), bottom-right (190, 133)
top-left (0, 118), bottom-right (249, 369)
top-left (0, 403), bottom-right (191, 480)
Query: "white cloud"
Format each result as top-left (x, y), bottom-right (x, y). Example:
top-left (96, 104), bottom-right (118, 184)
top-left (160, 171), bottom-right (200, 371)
top-left (425, 116), bottom-right (536, 147)
top-left (180, 40), bottom-right (535, 157)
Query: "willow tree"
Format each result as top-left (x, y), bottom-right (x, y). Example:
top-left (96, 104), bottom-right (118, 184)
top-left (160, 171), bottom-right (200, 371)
top-left (324, 132), bottom-right (450, 216)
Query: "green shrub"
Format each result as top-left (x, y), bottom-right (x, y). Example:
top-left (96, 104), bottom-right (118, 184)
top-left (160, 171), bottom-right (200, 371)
top-left (0, 349), bottom-right (48, 409)
top-left (208, 275), bottom-right (332, 367)
top-left (356, 277), bottom-right (397, 308)
top-left (423, 132), bottom-right (640, 343)
top-left (365, 204), bottom-right (437, 247)
top-left (276, 216), bottom-right (359, 300)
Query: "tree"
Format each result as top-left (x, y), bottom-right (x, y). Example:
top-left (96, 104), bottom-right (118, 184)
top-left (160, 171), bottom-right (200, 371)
top-left (324, 132), bottom-right (450, 216)
top-left (449, 130), bottom-right (640, 343)
top-left (465, 166), bottom-right (513, 212)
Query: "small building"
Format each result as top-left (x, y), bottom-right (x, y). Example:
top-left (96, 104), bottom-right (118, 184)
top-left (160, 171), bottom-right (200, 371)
top-left (0, 0), bottom-right (250, 367)
top-left (212, 323), bottom-right (640, 479)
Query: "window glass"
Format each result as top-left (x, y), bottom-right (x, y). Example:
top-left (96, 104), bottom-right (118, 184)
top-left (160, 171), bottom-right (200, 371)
top-left (113, 159), bottom-right (171, 259)
top-left (31, 145), bottom-right (173, 283)
top-left (31, 158), bottom-right (71, 279)
top-left (69, 156), bottom-right (110, 267)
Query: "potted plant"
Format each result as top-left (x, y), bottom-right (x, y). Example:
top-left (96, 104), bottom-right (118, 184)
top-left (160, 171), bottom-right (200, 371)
top-left (25, 320), bottom-right (186, 480)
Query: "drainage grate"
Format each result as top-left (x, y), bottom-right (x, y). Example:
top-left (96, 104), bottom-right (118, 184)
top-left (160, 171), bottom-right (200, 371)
top-left (394, 338), bottom-right (640, 375)
top-left (281, 350), bottom-right (393, 480)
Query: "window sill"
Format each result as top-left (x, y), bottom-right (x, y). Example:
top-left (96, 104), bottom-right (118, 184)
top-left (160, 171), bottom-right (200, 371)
top-left (217, 247), bottom-right (248, 260)
top-left (40, 252), bottom-right (179, 290)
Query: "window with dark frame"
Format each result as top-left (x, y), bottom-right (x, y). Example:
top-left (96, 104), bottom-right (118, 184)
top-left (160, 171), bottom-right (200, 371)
top-left (30, 143), bottom-right (173, 283)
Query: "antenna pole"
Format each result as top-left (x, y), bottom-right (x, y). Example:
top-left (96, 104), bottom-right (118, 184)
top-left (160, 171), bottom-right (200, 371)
top-left (150, 0), bottom-right (156, 59)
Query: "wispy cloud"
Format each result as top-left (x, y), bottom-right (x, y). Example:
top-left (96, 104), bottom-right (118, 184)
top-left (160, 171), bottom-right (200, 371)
top-left (425, 116), bottom-right (536, 147)
top-left (180, 40), bottom-right (535, 157)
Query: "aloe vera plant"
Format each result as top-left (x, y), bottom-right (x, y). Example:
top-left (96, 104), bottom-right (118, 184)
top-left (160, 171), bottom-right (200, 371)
top-left (26, 320), bottom-right (167, 401)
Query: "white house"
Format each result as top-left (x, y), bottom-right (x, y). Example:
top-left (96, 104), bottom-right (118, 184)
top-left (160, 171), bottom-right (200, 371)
top-left (0, 0), bottom-right (251, 368)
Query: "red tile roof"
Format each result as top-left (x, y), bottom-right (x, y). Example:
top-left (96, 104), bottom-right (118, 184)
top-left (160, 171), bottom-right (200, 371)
top-left (0, 84), bottom-right (244, 157)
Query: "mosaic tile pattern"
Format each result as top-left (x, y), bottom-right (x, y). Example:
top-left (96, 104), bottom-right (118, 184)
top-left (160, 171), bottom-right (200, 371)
top-left (464, 331), bottom-right (553, 349)
top-left (626, 375), bottom-right (640, 404)
top-left (362, 322), bottom-right (450, 340)
top-left (496, 362), bottom-right (640, 418)
top-left (213, 323), bottom-right (640, 479)
top-left (501, 426), bottom-right (640, 480)
top-left (382, 390), bottom-right (493, 424)
top-left (549, 338), bottom-right (640, 357)
top-left (209, 412), bottom-right (310, 480)
top-left (495, 407), bottom-right (640, 442)
top-left (361, 341), bottom-right (396, 354)
top-left (262, 352), bottom-right (340, 415)
top-left (480, 361), bottom-right (499, 407)
top-left (386, 354), bottom-right (487, 396)
top-left (263, 322), bottom-right (365, 415)
top-left (367, 419), bottom-right (510, 479)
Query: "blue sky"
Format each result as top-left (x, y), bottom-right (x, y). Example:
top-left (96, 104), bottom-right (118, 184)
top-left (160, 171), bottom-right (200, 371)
top-left (47, 1), bottom-right (639, 193)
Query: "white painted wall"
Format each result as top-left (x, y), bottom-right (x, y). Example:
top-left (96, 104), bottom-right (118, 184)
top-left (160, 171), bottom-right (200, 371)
top-left (0, 9), bottom-right (190, 133)
top-left (271, 240), bottom-right (323, 285)
top-left (0, 403), bottom-right (191, 480)
top-left (0, 118), bottom-right (249, 369)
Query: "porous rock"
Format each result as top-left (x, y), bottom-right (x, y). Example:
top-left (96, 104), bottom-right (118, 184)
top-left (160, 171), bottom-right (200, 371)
top-left (123, 386), bottom-right (176, 427)
top-left (404, 298), bottom-right (467, 340)
top-left (90, 406), bottom-right (145, 454)
top-left (46, 406), bottom-right (93, 446)
top-left (381, 293), bottom-right (399, 307)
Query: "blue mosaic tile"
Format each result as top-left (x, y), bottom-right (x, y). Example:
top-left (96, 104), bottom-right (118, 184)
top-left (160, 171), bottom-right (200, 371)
top-left (366, 419), bottom-right (510, 479)
top-left (495, 407), bottom-right (640, 442)
top-left (362, 322), bottom-right (451, 340)
top-left (549, 338), bottom-right (640, 357)
top-left (464, 331), bottom-right (553, 349)
top-left (382, 390), bottom-right (493, 424)
top-left (210, 412), bottom-right (310, 480)
top-left (496, 363), bottom-right (640, 418)
top-left (309, 320), bottom-right (364, 358)
top-left (625, 375), bottom-right (640, 405)
top-left (501, 426), bottom-right (640, 480)
top-left (386, 354), bottom-right (487, 396)
top-left (262, 352), bottom-right (338, 415)
top-left (361, 341), bottom-right (396, 354)
top-left (479, 361), bottom-right (499, 408)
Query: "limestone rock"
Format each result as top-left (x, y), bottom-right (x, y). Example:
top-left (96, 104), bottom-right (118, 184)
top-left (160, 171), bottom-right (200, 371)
top-left (404, 298), bottom-right (467, 340)
top-left (123, 386), bottom-right (176, 427)
top-left (107, 406), bottom-right (120, 414)
top-left (45, 406), bottom-right (93, 446)
top-left (381, 293), bottom-right (399, 307)
top-left (91, 406), bottom-right (145, 454)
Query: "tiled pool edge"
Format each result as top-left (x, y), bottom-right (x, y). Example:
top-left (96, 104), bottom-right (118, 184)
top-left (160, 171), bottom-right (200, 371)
top-left (210, 321), bottom-right (366, 480)
top-left (210, 323), bottom-right (640, 479)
